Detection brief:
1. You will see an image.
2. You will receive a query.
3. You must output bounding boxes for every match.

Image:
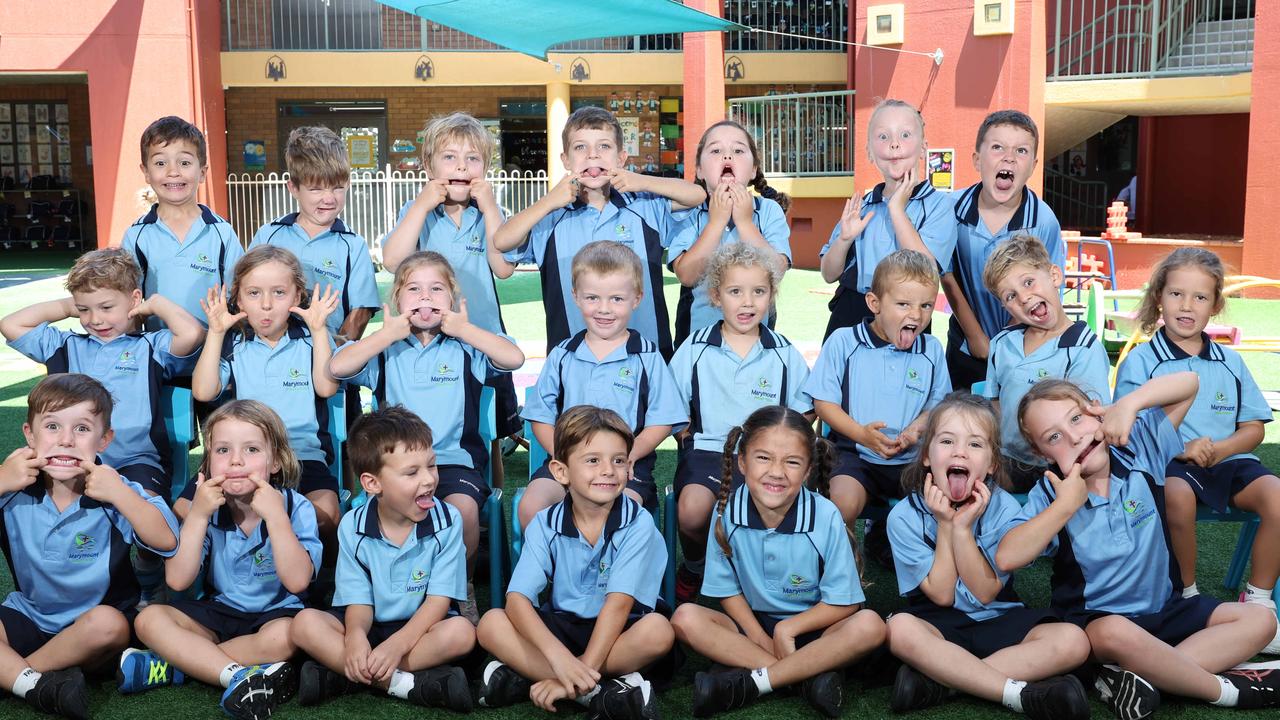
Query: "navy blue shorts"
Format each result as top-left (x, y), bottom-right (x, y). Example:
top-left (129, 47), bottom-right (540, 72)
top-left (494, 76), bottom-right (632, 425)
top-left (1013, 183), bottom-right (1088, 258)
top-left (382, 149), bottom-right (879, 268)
top-left (0, 606), bottom-right (58, 657)
top-left (297, 459), bottom-right (339, 497)
top-left (532, 454), bottom-right (657, 512)
top-left (119, 463), bottom-right (169, 500)
top-left (169, 599), bottom-right (299, 644)
top-left (832, 449), bottom-right (907, 502)
top-left (325, 608), bottom-right (410, 648)
top-left (438, 464), bottom-right (491, 507)
top-left (489, 372), bottom-right (522, 439)
top-left (896, 604), bottom-right (1058, 658)
top-left (738, 611), bottom-right (824, 650)
top-left (1166, 458), bottom-right (1273, 512)
top-left (537, 606), bottom-right (648, 657)
top-left (945, 328), bottom-right (988, 393)
top-left (674, 447), bottom-right (742, 497)
top-left (1061, 594), bottom-right (1221, 646)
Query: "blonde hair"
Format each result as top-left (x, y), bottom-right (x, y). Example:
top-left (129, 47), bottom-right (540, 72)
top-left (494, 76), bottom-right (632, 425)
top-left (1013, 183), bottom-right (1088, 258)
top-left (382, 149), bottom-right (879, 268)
top-left (1136, 247), bottom-right (1227, 335)
top-left (66, 248), bottom-right (141, 296)
top-left (199, 400), bottom-right (301, 489)
top-left (866, 98), bottom-right (926, 152)
top-left (570, 241), bottom-right (643, 294)
top-left (419, 112), bottom-right (494, 171)
top-left (390, 251), bottom-right (461, 312)
top-left (1016, 378), bottom-right (1093, 456)
top-left (285, 126), bottom-right (350, 187)
top-left (870, 248), bottom-right (940, 298)
top-left (982, 234), bottom-right (1054, 295)
top-left (705, 242), bottom-right (781, 305)
top-left (553, 405), bottom-right (635, 462)
top-left (900, 393), bottom-right (1007, 494)
top-left (228, 246), bottom-right (311, 324)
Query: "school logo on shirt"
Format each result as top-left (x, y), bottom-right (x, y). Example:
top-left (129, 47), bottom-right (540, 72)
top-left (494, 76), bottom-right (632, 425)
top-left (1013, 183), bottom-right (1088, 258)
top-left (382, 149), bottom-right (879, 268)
top-left (252, 550), bottom-right (277, 579)
top-left (614, 224), bottom-right (632, 241)
top-left (407, 568), bottom-right (429, 593)
top-left (905, 366), bottom-right (925, 395)
top-left (1037, 368), bottom-right (1050, 379)
top-left (113, 349), bottom-right (140, 374)
top-left (282, 368), bottom-right (311, 389)
top-left (190, 252), bottom-right (217, 275)
top-left (750, 377), bottom-right (778, 401)
top-left (465, 234), bottom-right (484, 255)
top-left (431, 362), bottom-right (458, 384)
top-left (69, 532), bottom-right (100, 563)
top-left (312, 258), bottom-right (342, 281)
top-left (783, 573), bottom-right (817, 596)
top-left (1211, 390), bottom-right (1236, 415)
top-left (614, 366), bottom-right (635, 393)
top-left (1123, 498), bottom-right (1156, 530)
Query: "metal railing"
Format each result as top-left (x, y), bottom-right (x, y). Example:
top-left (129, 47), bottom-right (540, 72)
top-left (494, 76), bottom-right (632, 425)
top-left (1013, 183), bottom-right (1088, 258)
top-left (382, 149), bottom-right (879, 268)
top-left (225, 168), bottom-right (549, 257)
top-left (1043, 170), bottom-right (1109, 231)
top-left (1049, 0), bottom-right (1253, 80)
top-left (724, 0), bottom-right (848, 51)
top-left (728, 90), bottom-right (854, 177)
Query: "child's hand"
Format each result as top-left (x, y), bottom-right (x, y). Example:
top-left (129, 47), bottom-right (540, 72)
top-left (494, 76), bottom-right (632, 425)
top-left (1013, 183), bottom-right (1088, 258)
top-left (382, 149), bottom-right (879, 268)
top-left (530, 679), bottom-right (572, 712)
top-left (438, 298), bottom-right (471, 338)
top-left (292, 283), bottom-right (340, 334)
top-left (952, 479), bottom-right (990, 530)
top-left (547, 174), bottom-right (581, 207)
top-left (190, 473), bottom-right (226, 520)
top-left (547, 649), bottom-right (600, 699)
top-left (248, 475), bottom-right (286, 522)
top-left (707, 181), bottom-right (734, 225)
top-left (379, 303), bottom-right (413, 341)
top-left (1177, 437), bottom-right (1215, 467)
top-left (200, 284), bottom-right (246, 335)
top-left (343, 632), bottom-right (374, 684)
top-left (126, 297), bottom-right (154, 321)
top-left (838, 195), bottom-right (875, 243)
top-left (470, 177), bottom-right (497, 211)
top-left (728, 183), bottom-right (755, 225)
top-left (859, 421), bottom-right (900, 459)
top-left (888, 166), bottom-right (916, 213)
top-left (772, 619), bottom-right (798, 659)
top-left (1090, 400), bottom-right (1136, 447)
top-left (922, 476), bottom-right (957, 523)
top-left (748, 629), bottom-right (775, 657)
top-left (418, 178), bottom-right (450, 209)
top-left (80, 461), bottom-right (127, 504)
top-left (366, 636), bottom-right (409, 684)
top-left (607, 168), bottom-right (645, 194)
top-left (897, 425), bottom-right (921, 450)
top-left (0, 447), bottom-right (44, 491)
top-left (1046, 463), bottom-right (1087, 511)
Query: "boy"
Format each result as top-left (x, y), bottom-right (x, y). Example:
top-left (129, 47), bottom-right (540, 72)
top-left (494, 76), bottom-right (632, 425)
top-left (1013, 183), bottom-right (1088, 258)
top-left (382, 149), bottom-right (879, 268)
top-left (477, 405), bottom-right (672, 719)
top-left (0, 374), bottom-right (179, 719)
top-left (288, 405), bottom-right (475, 711)
top-left (121, 116), bottom-right (244, 330)
top-left (805, 249), bottom-right (951, 532)
top-left (943, 110), bottom-right (1065, 391)
top-left (981, 235), bottom-right (1111, 492)
top-left (493, 105), bottom-right (706, 359)
top-left (517, 241), bottom-right (686, 529)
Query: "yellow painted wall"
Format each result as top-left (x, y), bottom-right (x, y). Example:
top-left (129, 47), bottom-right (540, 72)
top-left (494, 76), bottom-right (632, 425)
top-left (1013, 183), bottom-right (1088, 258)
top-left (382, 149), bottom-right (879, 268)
top-left (1044, 73), bottom-right (1252, 115)
top-left (766, 176), bottom-right (855, 198)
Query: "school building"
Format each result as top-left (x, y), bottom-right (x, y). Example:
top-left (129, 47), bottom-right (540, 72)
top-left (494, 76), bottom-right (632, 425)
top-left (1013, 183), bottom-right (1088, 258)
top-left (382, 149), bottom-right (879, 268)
top-left (0, 0), bottom-right (1274, 283)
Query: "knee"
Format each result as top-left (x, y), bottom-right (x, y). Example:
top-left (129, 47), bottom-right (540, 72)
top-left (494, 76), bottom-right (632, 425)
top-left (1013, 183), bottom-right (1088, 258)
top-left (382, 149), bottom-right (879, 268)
top-left (438, 618), bottom-right (477, 658)
top-left (80, 606), bottom-right (130, 651)
top-left (289, 609), bottom-right (326, 644)
top-left (670, 604), bottom-right (702, 643)
top-left (1085, 616), bottom-right (1132, 657)
top-left (885, 613), bottom-right (923, 655)
top-left (476, 609), bottom-right (508, 648)
top-left (828, 480), bottom-right (864, 522)
top-left (851, 609), bottom-right (887, 646)
top-left (1239, 603), bottom-right (1278, 644)
top-left (1050, 624), bottom-right (1092, 666)
top-left (261, 620), bottom-right (297, 657)
top-left (133, 604), bottom-right (164, 640)
top-left (639, 615), bottom-right (675, 652)
top-left (677, 497), bottom-right (711, 537)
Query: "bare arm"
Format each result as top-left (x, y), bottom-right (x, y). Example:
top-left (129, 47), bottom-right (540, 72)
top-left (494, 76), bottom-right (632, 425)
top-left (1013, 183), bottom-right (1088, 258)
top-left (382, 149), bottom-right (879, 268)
top-left (164, 510), bottom-right (209, 591)
top-left (0, 297), bottom-right (74, 341)
top-left (382, 181), bottom-right (447, 272)
top-left (941, 273), bottom-right (989, 360)
top-left (191, 333), bottom-right (226, 402)
top-left (630, 425), bottom-right (671, 466)
top-left (441, 301), bottom-right (525, 371)
top-left (579, 592), bottom-right (635, 671)
top-left (140, 295), bottom-right (206, 357)
top-left (492, 174), bottom-right (577, 253)
top-left (337, 307), bottom-right (373, 343)
top-left (951, 523), bottom-right (1002, 605)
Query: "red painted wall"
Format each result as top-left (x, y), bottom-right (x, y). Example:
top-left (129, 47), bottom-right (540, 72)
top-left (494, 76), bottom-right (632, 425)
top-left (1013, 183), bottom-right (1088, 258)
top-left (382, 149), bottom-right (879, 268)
top-left (1140, 114), bottom-right (1248, 237)
top-left (1244, 3), bottom-right (1280, 288)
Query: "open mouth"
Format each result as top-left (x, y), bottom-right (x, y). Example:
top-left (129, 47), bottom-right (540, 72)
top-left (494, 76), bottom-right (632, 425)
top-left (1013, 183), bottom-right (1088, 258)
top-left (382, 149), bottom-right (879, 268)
top-left (1077, 438), bottom-right (1102, 467)
top-left (45, 455), bottom-right (80, 468)
top-left (720, 164), bottom-right (736, 181)
top-left (735, 311), bottom-right (756, 324)
top-left (447, 179), bottom-right (470, 187)
top-left (994, 169), bottom-right (1016, 191)
top-left (897, 324), bottom-right (919, 348)
top-left (946, 465), bottom-right (972, 501)
top-left (761, 480), bottom-right (787, 494)
top-left (590, 480), bottom-right (619, 491)
top-left (581, 167), bottom-right (606, 179)
top-left (415, 493), bottom-right (435, 510)
top-left (1027, 300), bottom-right (1050, 324)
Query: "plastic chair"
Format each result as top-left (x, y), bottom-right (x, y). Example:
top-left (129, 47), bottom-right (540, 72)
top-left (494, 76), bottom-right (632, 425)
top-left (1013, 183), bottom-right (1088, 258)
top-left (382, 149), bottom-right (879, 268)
top-left (161, 385), bottom-right (195, 503)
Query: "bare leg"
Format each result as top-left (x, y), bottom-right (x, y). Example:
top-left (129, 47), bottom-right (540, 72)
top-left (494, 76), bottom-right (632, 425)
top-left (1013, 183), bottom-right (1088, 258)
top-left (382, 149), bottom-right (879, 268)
top-left (306, 488), bottom-right (341, 541)
top-left (396, 616), bottom-right (476, 671)
top-left (1164, 476), bottom-right (1198, 588)
top-left (443, 492), bottom-right (480, 565)
top-left (518, 478), bottom-right (566, 530)
top-left (1233, 475), bottom-right (1280, 589)
top-left (601, 614), bottom-right (674, 676)
top-left (678, 486), bottom-right (717, 565)
top-left (763, 610), bottom-right (885, 689)
top-left (476, 609), bottom-right (558, 682)
top-left (24, 606), bottom-right (130, 675)
top-left (670, 604), bottom-right (777, 670)
top-left (828, 475), bottom-right (867, 527)
top-left (289, 609), bottom-right (350, 676)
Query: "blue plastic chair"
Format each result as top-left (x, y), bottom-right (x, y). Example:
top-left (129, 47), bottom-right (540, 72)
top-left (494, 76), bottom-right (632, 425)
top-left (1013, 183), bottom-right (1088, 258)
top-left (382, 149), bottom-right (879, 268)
top-left (161, 386), bottom-right (194, 503)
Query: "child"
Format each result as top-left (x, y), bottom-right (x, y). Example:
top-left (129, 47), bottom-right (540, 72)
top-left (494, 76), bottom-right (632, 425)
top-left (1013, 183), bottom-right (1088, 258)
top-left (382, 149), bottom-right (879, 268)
top-left (670, 405), bottom-right (885, 718)
top-left (1, 248), bottom-right (205, 499)
top-left (120, 400), bottom-right (322, 720)
top-left (1115, 248), bottom-right (1280, 653)
top-left (943, 110), bottom-right (1065, 391)
top-left (518, 241), bottom-right (686, 528)
top-left (493, 105), bottom-right (707, 358)
top-left (997, 374), bottom-right (1280, 716)
top-left (476, 406), bottom-right (671, 719)
top-left (249, 125), bottom-right (380, 343)
top-left (668, 119), bottom-right (792, 346)
top-left (188, 245), bottom-right (343, 537)
top-left (885, 393), bottom-right (1091, 719)
top-left (121, 116), bottom-right (244, 329)
top-left (981, 235), bottom-right (1111, 492)
top-left (819, 99), bottom-right (956, 338)
top-left (668, 242), bottom-right (812, 604)
top-left (805, 249), bottom-right (950, 529)
top-left (288, 406), bottom-right (475, 711)
top-left (0, 374), bottom-right (179, 720)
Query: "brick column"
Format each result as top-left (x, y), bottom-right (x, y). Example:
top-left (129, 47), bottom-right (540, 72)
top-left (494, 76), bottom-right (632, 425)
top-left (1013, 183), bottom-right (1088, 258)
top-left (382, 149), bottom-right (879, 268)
top-left (682, 0), bottom-right (725, 181)
top-left (1242, 2), bottom-right (1280, 287)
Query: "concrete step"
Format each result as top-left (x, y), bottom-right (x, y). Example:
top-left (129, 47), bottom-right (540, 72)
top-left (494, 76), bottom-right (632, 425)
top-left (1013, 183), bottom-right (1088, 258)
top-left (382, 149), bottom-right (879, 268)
top-left (1193, 18), bottom-right (1255, 33)
top-left (1161, 51), bottom-right (1252, 69)
top-left (1170, 39), bottom-right (1256, 55)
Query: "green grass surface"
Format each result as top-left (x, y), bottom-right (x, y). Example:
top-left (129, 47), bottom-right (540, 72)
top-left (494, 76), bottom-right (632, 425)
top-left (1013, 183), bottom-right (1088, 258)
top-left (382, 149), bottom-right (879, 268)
top-left (0, 256), bottom-right (1277, 718)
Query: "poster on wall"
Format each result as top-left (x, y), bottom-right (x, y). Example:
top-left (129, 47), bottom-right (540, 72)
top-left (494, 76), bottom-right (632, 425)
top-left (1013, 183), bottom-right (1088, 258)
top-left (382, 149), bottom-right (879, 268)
top-left (346, 135), bottom-right (376, 170)
top-left (0, 104), bottom-right (9, 123)
top-left (16, 125), bottom-right (28, 143)
top-left (34, 105), bottom-right (49, 123)
top-left (55, 104), bottom-right (68, 122)
top-left (618, 116), bottom-right (640, 157)
top-left (15, 105), bottom-right (28, 123)
top-left (927, 148), bottom-right (954, 191)
top-left (1068, 142), bottom-right (1087, 177)
top-left (243, 140), bottom-right (266, 171)
top-left (57, 145), bottom-right (70, 163)
top-left (0, 146), bottom-right (12, 164)
top-left (0, 125), bottom-right (10, 144)
top-left (36, 146), bottom-right (51, 165)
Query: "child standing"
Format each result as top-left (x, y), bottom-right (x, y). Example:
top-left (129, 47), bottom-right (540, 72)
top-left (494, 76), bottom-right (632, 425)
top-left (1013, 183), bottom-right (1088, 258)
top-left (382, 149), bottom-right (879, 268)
top-left (671, 406), bottom-right (885, 718)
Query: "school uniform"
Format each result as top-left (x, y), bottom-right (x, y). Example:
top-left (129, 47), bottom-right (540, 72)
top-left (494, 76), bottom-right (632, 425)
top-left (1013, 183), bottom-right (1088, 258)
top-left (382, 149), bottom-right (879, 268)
top-left (1116, 329), bottom-right (1275, 510)
top-left (669, 322), bottom-right (811, 495)
top-left (120, 204), bottom-right (244, 330)
top-left (503, 188), bottom-right (678, 358)
top-left (804, 319), bottom-right (950, 500)
top-left (9, 324), bottom-right (195, 497)
top-left (508, 495), bottom-right (666, 654)
top-left (946, 185), bottom-right (1065, 390)
top-left (666, 197), bottom-right (791, 346)
top-left (983, 321), bottom-right (1111, 491)
top-left (820, 182), bottom-right (956, 338)
top-left (523, 330), bottom-right (687, 510)
top-left (0, 478), bottom-right (179, 655)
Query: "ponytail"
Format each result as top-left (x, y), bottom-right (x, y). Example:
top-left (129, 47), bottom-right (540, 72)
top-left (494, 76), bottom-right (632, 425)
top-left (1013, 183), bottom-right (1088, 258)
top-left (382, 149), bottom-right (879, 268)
top-left (714, 426), bottom-right (744, 560)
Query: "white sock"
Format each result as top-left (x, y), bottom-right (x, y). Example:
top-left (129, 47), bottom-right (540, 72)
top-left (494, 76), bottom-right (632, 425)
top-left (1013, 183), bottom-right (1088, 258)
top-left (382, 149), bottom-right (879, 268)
top-left (1182, 583), bottom-right (1200, 599)
top-left (574, 683), bottom-right (601, 706)
top-left (386, 669), bottom-right (415, 699)
top-left (219, 663), bottom-right (245, 688)
top-left (1245, 583), bottom-right (1276, 608)
top-left (1001, 679), bottom-right (1027, 713)
top-left (1211, 675), bottom-right (1239, 707)
top-left (751, 667), bottom-right (773, 695)
top-left (11, 668), bottom-right (39, 698)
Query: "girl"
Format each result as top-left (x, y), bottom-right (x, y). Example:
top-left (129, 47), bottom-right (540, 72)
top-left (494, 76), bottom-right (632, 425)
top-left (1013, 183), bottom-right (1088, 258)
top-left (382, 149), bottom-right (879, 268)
top-left (668, 243), bottom-right (812, 604)
top-left (997, 374), bottom-right (1280, 717)
top-left (885, 393), bottom-right (1090, 719)
top-left (668, 119), bottom-right (792, 347)
top-left (819, 99), bottom-right (956, 339)
top-left (190, 245), bottom-right (341, 537)
top-left (328, 250), bottom-right (524, 623)
top-left (123, 400), bottom-right (323, 720)
top-left (1115, 248), bottom-right (1280, 654)
top-left (670, 406), bottom-right (885, 718)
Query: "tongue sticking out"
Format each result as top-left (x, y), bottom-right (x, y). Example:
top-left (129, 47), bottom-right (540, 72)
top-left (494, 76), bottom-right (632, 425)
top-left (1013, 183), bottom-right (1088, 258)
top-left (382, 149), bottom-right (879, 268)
top-left (994, 170), bottom-right (1015, 192)
top-left (898, 327), bottom-right (915, 348)
top-left (946, 468), bottom-right (971, 502)
top-left (585, 167), bottom-right (604, 178)
top-left (416, 494), bottom-right (435, 511)
top-left (1030, 302), bottom-right (1049, 323)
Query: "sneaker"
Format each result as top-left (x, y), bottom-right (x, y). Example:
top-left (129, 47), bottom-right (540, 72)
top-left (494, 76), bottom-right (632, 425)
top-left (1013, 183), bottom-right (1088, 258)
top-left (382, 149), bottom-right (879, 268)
top-left (478, 661), bottom-right (531, 708)
top-left (117, 648), bottom-right (185, 694)
top-left (25, 668), bottom-right (88, 720)
top-left (675, 564), bottom-right (702, 605)
top-left (800, 670), bottom-right (843, 718)
top-left (297, 660), bottom-right (355, 707)
top-left (405, 665), bottom-right (472, 712)
top-left (1223, 661), bottom-right (1280, 709)
top-left (220, 662), bottom-right (298, 720)
top-left (1241, 590), bottom-right (1278, 610)
top-left (588, 673), bottom-right (659, 720)
top-left (459, 583), bottom-right (480, 626)
top-left (692, 668), bottom-right (759, 717)
top-left (890, 664), bottom-right (951, 713)
top-left (1094, 664), bottom-right (1160, 720)
top-left (1020, 674), bottom-right (1090, 720)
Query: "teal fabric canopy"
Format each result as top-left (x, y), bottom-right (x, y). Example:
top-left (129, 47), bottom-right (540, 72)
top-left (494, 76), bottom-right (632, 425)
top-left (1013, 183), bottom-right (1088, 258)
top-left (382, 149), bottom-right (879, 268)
top-left (376, 0), bottom-right (741, 59)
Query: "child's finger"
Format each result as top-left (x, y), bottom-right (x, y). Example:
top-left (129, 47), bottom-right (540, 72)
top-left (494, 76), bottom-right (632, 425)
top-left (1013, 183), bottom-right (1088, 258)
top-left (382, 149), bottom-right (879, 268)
top-left (1045, 470), bottom-right (1062, 486)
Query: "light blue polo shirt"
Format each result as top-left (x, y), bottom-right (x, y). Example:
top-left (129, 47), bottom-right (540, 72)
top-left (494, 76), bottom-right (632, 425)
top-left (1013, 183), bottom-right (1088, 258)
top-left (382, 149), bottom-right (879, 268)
top-left (398, 199), bottom-right (506, 336)
top-left (1007, 408), bottom-right (1184, 616)
top-left (0, 479), bottom-right (179, 633)
top-left (887, 487), bottom-right (1025, 621)
top-left (667, 196), bottom-right (791, 337)
top-left (946, 185), bottom-right (1064, 357)
top-left (703, 486), bottom-right (863, 617)
top-left (334, 333), bottom-right (508, 470)
top-left (523, 330), bottom-right (687, 435)
top-left (508, 495), bottom-right (666, 617)
top-left (218, 318), bottom-right (336, 465)
top-left (120, 204), bottom-right (244, 329)
top-left (503, 189), bottom-right (677, 357)
top-left (984, 321), bottom-right (1111, 465)
top-left (333, 496), bottom-right (467, 623)
top-left (804, 319), bottom-right (950, 464)
top-left (669, 322), bottom-right (812, 452)
top-left (10, 324), bottom-right (194, 473)
top-left (201, 489), bottom-right (323, 613)
top-left (1115, 329), bottom-right (1271, 463)
top-left (249, 214), bottom-right (381, 338)
top-left (819, 181), bottom-right (956, 294)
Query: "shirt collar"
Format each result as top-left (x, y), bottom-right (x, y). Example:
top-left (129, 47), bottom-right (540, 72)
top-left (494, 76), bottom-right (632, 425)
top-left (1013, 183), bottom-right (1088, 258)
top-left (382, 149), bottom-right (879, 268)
top-left (271, 212), bottom-right (351, 235)
top-left (357, 495), bottom-right (449, 540)
top-left (139, 203), bottom-right (220, 226)
top-left (956, 184), bottom-right (1037, 231)
top-left (702, 321), bottom-right (783, 350)
top-left (565, 329), bottom-right (647, 359)
top-left (867, 180), bottom-right (933, 206)
top-left (549, 493), bottom-right (639, 544)
top-left (22, 472), bottom-right (106, 508)
top-left (1153, 327), bottom-right (1217, 361)
top-left (723, 484), bottom-right (816, 534)
top-left (1056, 320), bottom-right (1090, 349)
top-left (571, 186), bottom-right (628, 211)
top-left (852, 318), bottom-right (926, 354)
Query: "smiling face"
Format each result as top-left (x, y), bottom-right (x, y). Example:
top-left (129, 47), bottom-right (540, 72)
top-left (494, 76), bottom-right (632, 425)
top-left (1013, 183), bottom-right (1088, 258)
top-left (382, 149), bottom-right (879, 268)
top-left (552, 429), bottom-right (630, 506)
top-left (365, 443), bottom-right (440, 524)
top-left (141, 139), bottom-right (205, 207)
top-left (429, 139), bottom-right (486, 203)
top-left (925, 408), bottom-right (997, 503)
top-left (711, 264), bottom-right (773, 335)
top-left (237, 261), bottom-right (302, 340)
top-left (23, 401), bottom-right (113, 481)
top-left (867, 105), bottom-right (924, 183)
top-left (1021, 397), bottom-right (1108, 477)
top-left (395, 264), bottom-right (455, 333)
top-left (974, 123), bottom-right (1037, 206)
top-left (994, 262), bottom-right (1063, 330)
top-left (1159, 266), bottom-right (1220, 344)
top-left (206, 417), bottom-right (281, 498)
top-left (288, 177), bottom-right (348, 230)
top-left (562, 127), bottom-right (626, 192)
top-left (697, 123), bottom-right (757, 188)
top-left (737, 426), bottom-right (811, 518)
top-left (868, 279), bottom-right (936, 350)
top-left (72, 286), bottom-right (142, 342)
top-left (573, 270), bottom-right (641, 342)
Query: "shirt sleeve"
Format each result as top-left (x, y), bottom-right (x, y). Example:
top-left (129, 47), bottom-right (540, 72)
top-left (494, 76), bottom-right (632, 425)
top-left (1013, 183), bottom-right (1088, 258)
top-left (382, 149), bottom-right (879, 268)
top-left (247, 224), bottom-right (269, 249)
top-left (629, 192), bottom-right (674, 245)
top-left (926, 341), bottom-right (953, 409)
top-left (507, 512), bottom-right (554, 605)
top-left (973, 489), bottom-right (1023, 584)
top-left (983, 338), bottom-right (1003, 400)
top-left (147, 329), bottom-right (195, 379)
top-left (1003, 481), bottom-right (1059, 561)
top-left (1040, 213), bottom-right (1066, 271)
top-left (803, 331), bottom-right (851, 405)
top-left (640, 353), bottom-right (689, 429)
top-left (469, 335), bottom-right (515, 381)
top-left (604, 514), bottom-right (666, 609)
top-left (783, 346), bottom-right (813, 414)
top-left (426, 506), bottom-right (469, 602)
top-left (7, 322), bottom-right (71, 363)
top-left (345, 235), bottom-right (383, 314)
top-left (289, 492), bottom-right (325, 580)
top-left (758, 199), bottom-right (792, 261)
top-left (522, 348), bottom-right (564, 425)
top-left (1129, 407), bottom-right (1185, 483)
top-left (111, 479), bottom-right (180, 557)
top-left (332, 514), bottom-right (372, 607)
top-left (1234, 356), bottom-right (1273, 424)
top-left (1071, 340), bottom-right (1113, 404)
top-left (1112, 349), bottom-right (1150, 402)
top-left (666, 210), bottom-right (702, 264)
top-left (504, 212), bottom-right (555, 265)
top-left (887, 499), bottom-right (932, 597)
top-left (700, 510), bottom-right (744, 599)
top-left (221, 229), bottom-right (246, 287)
top-left (816, 504), bottom-right (864, 606)
top-left (917, 193), bottom-right (958, 270)
top-left (330, 341), bottom-right (377, 386)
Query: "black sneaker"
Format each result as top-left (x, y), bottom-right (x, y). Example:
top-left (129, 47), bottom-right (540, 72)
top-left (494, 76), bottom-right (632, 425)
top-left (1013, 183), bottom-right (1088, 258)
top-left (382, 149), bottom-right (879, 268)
top-left (890, 664), bottom-right (952, 713)
top-left (1020, 674), bottom-right (1090, 720)
top-left (1094, 664), bottom-right (1160, 720)
top-left (692, 668), bottom-right (759, 717)
top-left (297, 660), bottom-right (356, 706)
top-left (478, 661), bottom-right (531, 708)
top-left (407, 665), bottom-right (472, 712)
top-left (219, 662), bottom-right (297, 720)
top-left (1223, 661), bottom-right (1280, 709)
top-left (25, 668), bottom-right (88, 720)
top-left (588, 673), bottom-right (659, 720)
top-left (800, 670), bottom-right (843, 718)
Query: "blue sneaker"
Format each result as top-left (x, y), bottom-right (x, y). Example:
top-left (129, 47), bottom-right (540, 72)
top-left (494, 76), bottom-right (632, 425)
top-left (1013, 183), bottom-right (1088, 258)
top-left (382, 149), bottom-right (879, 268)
top-left (117, 648), bottom-right (184, 694)
top-left (220, 662), bottom-right (297, 720)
